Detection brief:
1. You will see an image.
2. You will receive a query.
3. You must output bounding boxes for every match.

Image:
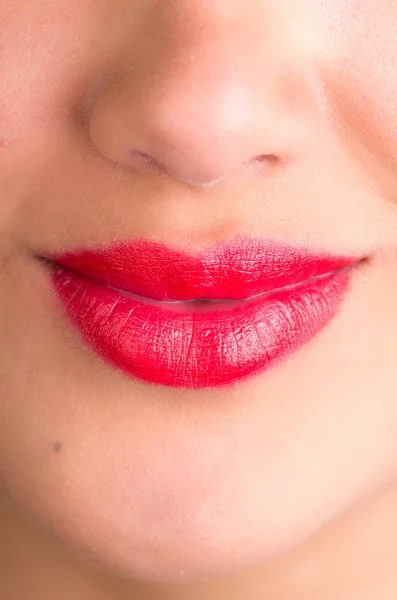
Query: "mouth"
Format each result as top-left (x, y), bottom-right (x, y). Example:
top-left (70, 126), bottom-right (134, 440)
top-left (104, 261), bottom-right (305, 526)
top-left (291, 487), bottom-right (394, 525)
top-left (42, 236), bottom-right (362, 389)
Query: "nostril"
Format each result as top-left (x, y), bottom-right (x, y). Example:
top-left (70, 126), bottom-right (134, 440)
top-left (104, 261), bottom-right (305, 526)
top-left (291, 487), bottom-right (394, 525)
top-left (128, 151), bottom-right (176, 177)
top-left (132, 151), bottom-right (162, 168)
top-left (252, 153), bottom-right (278, 164)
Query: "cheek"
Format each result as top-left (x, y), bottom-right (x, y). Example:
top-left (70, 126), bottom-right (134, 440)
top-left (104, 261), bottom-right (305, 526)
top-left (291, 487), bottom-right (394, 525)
top-left (0, 0), bottom-right (104, 141)
top-left (314, 0), bottom-right (397, 201)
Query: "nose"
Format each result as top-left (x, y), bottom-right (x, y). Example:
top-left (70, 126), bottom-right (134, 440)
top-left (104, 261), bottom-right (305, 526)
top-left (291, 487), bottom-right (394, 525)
top-left (87, 3), bottom-right (323, 187)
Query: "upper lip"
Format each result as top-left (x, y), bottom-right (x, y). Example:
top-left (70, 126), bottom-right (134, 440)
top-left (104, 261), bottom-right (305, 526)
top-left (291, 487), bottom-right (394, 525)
top-left (47, 236), bottom-right (361, 302)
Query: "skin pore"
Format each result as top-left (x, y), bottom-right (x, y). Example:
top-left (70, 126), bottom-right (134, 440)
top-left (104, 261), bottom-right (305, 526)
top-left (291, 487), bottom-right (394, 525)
top-left (2, 0), bottom-right (397, 598)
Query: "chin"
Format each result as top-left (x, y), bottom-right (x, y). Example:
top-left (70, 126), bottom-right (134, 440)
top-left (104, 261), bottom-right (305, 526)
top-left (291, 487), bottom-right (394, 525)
top-left (8, 464), bottom-right (337, 584)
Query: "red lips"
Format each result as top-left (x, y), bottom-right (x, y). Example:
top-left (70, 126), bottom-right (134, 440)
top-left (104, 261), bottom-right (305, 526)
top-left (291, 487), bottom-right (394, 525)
top-left (47, 237), bottom-right (359, 388)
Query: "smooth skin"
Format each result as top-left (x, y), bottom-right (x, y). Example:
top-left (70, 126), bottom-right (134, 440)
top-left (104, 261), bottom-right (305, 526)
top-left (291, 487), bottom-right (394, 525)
top-left (1, 1), bottom-right (397, 598)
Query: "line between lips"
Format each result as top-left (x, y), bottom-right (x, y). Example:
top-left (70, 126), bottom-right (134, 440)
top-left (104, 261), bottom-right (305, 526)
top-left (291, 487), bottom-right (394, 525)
top-left (103, 264), bottom-right (354, 310)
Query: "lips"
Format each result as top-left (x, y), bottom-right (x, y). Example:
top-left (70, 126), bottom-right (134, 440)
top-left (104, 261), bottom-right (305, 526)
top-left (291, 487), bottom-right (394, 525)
top-left (46, 237), bottom-right (359, 388)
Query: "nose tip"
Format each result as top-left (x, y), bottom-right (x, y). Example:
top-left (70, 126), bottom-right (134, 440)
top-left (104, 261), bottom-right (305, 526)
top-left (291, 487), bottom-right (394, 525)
top-left (87, 8), bottom-right (323, 187)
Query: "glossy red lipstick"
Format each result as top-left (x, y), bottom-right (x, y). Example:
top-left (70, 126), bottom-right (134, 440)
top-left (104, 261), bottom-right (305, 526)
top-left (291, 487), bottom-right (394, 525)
top-left (47, 237), bottom-right (358, 388)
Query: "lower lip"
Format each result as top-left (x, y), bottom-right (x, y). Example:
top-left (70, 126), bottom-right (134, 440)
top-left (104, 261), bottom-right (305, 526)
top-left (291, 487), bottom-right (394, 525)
top-left (49, 263), bottom-right (353, 388)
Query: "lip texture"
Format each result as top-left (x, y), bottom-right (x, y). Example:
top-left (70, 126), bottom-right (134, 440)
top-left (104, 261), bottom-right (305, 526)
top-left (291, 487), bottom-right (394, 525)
top-left (47, 237), bottom-right (358, 388)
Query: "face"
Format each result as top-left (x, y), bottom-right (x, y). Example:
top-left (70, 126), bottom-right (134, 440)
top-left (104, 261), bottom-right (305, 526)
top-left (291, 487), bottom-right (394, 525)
top-left (1, 0), bottom-right (397, 584)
